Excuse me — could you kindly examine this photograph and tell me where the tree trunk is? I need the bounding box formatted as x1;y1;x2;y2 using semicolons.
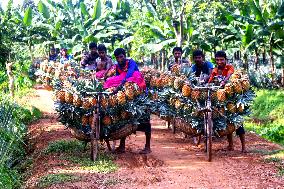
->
161;50;166;71
243;53;248;72
282;67;284;87
6;61;14;98
270;43;275;83
255;48;259;70
28;40;34;63
262;49;266;65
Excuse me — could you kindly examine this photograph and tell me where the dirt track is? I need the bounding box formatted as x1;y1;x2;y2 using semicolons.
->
24;88;284;189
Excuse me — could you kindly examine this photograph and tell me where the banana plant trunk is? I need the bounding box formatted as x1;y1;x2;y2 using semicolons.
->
255;48;259;70
6;62;14;98
243;53;248;72
282;67;284;87
269;43;275;83
161;50;166;71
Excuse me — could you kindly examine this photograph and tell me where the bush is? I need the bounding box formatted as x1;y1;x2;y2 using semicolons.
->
245;89;284;145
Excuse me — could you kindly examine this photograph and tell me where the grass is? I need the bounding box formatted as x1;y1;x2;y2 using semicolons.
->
245;89;284;145
43;139;118;173
63;153;118;173
36;173;81;188
263;150;284;176
43;140;86;154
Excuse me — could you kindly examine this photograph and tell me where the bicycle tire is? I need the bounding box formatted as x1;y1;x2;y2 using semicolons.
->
206;112;213;162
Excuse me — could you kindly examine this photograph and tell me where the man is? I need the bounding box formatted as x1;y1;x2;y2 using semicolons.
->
208;51;234;86
95;44;113;79
208;51;246;152
191;49;214;82
48;48;58;61
104;48;151;154
80;42;99;70
168;47;190;71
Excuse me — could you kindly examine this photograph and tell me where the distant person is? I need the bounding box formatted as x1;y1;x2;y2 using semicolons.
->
59;48;72;64
168;47;190;71
95;44;113;79
190;49;214;82
48;48;58;61
80;42;99;70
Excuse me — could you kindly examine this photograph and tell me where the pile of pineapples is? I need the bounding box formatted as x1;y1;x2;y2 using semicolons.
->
34;59;81;89
54;74;150;138
141;67;255;137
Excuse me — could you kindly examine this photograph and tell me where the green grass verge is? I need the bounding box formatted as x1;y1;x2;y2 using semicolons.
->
44;139;118;173
36;173;81;188
43;140;86;154
245;89;284;145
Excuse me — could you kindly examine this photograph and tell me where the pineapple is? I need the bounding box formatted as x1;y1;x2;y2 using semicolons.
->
171;64;181;75
82;98;91;110
82;115;89;126
191;89;201;101
117;91;126;105
89;97;97;106
65;92;73;104
230;73;241;82
232;82;243;94
102;116;112;126
101;96;109;109
241;79;250;91
125;84;135;100
212;108;219;119
200;90;208;101
217;89;226;102
112;115;120;124
227;103;236;114
89;115;94;126
168;76;175;87
174;99;183;109
181;84;191;97
73;94;83;107
56;90;65;103
109;95;117;107
224;83;234;97
150;76;157;87
211;91;218;103
174;77;184;90
237;104;244;113
121;111;129;119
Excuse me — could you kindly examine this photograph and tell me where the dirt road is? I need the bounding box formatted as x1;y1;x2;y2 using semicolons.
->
24;88;284;189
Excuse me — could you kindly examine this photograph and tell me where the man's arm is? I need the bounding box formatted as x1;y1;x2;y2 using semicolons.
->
125;59;137;79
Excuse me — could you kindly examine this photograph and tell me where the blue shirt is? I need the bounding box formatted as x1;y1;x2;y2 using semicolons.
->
191;61;214;76
116;59;139;79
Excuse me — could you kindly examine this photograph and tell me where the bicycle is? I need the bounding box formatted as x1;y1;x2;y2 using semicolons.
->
193;85;220;161
87;91;113;161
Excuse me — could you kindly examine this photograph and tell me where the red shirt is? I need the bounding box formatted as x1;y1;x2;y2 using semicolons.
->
208;64;234;83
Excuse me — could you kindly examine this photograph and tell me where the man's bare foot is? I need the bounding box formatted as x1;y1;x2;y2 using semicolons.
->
139;148;151;154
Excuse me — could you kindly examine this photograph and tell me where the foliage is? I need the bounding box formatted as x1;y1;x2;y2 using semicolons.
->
245;89;284;145
36;173;81;188
43;140;86;154
0;92;42;188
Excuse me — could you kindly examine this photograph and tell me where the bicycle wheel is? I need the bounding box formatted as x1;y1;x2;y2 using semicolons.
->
90;111;99;161
205;112;213;162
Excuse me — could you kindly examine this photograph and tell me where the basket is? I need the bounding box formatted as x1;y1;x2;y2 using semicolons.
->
216;123;236;137
70;127;91;142
108;124;138;140
70;124;138;142
174;117;199;136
